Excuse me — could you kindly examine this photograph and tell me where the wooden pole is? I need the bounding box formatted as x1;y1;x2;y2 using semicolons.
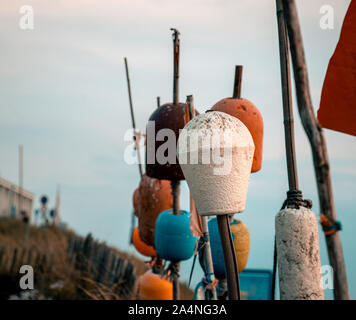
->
157;96;161;108
170;179;181;300
171;28;180;105
217;215;240;300
187;94;217;300
201;216;218;300
232;66;243;99
213;67;246;301
18;145;23;219
276;0;299;191
54;184;60;226
124;57;143;178
282;0;349;300
169;27;181;297
124;57;142;248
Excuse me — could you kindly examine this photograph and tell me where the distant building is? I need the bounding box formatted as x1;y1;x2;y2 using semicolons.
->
0;177;34;218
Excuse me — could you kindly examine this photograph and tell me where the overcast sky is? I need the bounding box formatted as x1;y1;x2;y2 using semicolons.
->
0;0;355;298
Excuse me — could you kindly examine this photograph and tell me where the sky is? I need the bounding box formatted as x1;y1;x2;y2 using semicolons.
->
0;0;355;299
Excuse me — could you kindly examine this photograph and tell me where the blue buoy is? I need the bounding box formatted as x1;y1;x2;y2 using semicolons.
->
155;209;197;262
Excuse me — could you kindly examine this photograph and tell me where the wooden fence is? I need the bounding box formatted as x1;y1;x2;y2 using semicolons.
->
67;233;137;298
0;233;137;299
0;245;54;276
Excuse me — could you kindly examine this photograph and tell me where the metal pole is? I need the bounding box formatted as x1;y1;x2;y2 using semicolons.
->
276;0;299;191
171;28;180;105
217;215;240;300
124;57;143;178
282;0;349;300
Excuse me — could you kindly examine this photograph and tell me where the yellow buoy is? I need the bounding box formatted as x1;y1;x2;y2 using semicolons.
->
230;219;250;273
208;218;250;278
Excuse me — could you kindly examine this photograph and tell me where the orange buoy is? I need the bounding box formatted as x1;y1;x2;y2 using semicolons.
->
137;270;173;300
211;66;263;172
133;188;139;217
137;174;173;247
132;227;156;257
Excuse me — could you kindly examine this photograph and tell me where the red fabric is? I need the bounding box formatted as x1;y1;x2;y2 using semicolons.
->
317;1;356;136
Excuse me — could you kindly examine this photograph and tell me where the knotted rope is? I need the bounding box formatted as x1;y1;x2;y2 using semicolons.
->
320;214;342;236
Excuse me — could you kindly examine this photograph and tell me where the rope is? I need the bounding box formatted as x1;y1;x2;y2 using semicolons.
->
271;189;312;299
203;273;218;290
281;189;312;210
320;214;342;236
188;237;206;287
151;256;165;275
164;261;180;282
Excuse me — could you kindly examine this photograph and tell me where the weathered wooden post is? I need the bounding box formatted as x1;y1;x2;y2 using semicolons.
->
275;0;324;300
282;0;349;300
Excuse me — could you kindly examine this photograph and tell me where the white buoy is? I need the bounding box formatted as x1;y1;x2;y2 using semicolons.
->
177;111;254;216
276;206;324;300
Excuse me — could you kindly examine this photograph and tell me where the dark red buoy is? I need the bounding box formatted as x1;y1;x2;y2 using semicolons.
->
145;29;198;181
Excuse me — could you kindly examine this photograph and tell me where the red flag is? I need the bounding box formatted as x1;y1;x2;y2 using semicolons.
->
317;1;356;136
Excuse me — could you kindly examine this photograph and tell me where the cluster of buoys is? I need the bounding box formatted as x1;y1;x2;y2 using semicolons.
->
126;28;263;301
124;0;333;300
